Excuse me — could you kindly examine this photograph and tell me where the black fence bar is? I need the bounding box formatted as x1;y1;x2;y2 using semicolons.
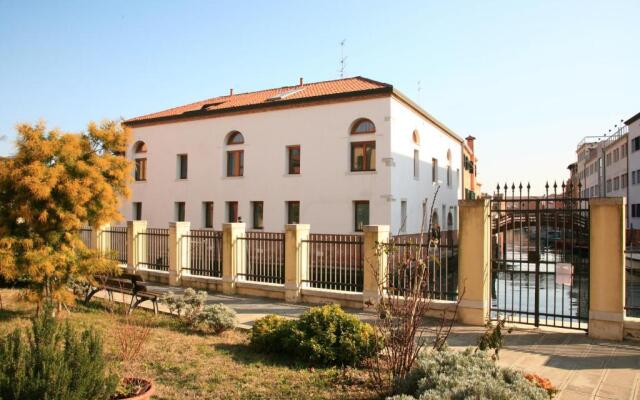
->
79;226;92;248
237;231;285;284
183;230;222;278
303;233;364;292
489;181;590;331
104;226;127;264
139;228;169;271
388;234;458;301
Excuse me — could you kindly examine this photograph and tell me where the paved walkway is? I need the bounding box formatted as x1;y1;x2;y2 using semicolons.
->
100;284;640;399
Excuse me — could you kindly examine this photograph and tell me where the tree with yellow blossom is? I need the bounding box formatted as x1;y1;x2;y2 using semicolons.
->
0;120;131;308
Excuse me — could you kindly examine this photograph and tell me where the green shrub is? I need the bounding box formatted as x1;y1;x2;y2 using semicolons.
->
387;347;551;400
161;288;207;327
250;304;381;366
198;304;237;333
250;315;297;353
0;306;118;400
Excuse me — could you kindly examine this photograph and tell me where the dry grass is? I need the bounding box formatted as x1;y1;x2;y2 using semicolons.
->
0;289;378;400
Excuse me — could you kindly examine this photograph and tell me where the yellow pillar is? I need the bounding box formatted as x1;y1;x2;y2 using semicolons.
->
457;199;491;325
169;221;190;286
589;197;625;341
222;222;245;295
362;225;390;310
284;224;310;302
127;220;147;274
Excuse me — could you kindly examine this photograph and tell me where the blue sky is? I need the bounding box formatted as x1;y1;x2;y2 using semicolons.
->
1;0;638;193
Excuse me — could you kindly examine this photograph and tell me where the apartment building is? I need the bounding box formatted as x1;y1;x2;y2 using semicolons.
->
627;112;640;229
121;76;479;234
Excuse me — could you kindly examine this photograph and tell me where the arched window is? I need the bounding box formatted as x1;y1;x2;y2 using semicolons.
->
226;131;244;176
134;141;147;153
350;119;376;171
447;212;453;228
412;130;420;145
446;149;452;187
227;131;244;145
133;141;147;181
446;149;451;162
351;118;376;135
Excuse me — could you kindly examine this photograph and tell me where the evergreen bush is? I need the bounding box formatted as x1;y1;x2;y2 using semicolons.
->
198;303;237;333
250;304;381;366
0;306;118;400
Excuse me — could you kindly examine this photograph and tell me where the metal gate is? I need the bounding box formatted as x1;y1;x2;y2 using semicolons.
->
490;182;589;330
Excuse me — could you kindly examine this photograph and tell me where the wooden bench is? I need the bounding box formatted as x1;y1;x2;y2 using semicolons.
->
84;273;161;315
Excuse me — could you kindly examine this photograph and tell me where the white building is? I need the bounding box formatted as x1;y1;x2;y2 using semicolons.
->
121;76;475;234
627;112;640;229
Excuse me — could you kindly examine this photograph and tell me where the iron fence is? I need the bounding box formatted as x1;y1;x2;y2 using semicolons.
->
183;230;223;278
139;228;169;271
238;231;285;284
387;234;458;301
104;226;127;264
79;226;92;248
625;248;640;318
303;233;364;292
490;182;590;330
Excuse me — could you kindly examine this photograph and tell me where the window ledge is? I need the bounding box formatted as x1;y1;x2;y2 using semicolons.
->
223;176;244;180
346;171;377;176
283;174;301;178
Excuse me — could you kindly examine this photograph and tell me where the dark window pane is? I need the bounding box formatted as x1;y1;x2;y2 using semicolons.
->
288;146;300;174
354;201;369;231
176;202;185;222
287;202;300;224
204;202;213;228
252;202;264;229
179;155;188;179
227;202;238;222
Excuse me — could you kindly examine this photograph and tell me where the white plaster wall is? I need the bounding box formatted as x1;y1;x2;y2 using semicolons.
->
388;97;462;234
121;97;392;233
629;120;640;228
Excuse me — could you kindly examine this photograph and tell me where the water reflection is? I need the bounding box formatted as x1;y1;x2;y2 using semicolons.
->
491;229;589;328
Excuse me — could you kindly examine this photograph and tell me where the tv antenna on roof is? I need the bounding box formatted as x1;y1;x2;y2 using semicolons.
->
339;39;347;78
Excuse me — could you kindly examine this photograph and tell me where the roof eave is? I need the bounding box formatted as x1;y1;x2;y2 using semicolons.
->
625;111;640;126
123;86;394;127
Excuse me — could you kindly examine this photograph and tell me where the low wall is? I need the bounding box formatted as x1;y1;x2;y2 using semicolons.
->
625;318;640;341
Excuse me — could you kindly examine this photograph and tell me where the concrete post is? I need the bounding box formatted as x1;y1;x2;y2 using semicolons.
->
222;223;245;295
169;221;191;286
362;225;390;310
589;197;625;341
91;223;110;255
127;220;147;273
457;199;491;325
284;224;310;302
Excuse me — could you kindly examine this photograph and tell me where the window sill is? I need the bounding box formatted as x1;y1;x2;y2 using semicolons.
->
284;173;301;177
223;176;244;179
346;170;377;175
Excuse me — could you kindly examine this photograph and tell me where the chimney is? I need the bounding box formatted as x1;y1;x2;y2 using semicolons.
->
299;77;304;86
465;135;476;152
229;88;234;96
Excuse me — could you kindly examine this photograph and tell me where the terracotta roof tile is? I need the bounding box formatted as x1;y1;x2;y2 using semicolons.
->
125;76;391;125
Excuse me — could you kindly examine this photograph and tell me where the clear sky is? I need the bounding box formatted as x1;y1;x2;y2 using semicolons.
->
1;0;638;194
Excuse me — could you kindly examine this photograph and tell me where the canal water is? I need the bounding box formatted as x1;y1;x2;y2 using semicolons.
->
489;230;640;327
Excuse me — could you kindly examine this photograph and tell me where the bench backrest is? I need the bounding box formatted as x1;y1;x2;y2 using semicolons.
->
95;273;148;292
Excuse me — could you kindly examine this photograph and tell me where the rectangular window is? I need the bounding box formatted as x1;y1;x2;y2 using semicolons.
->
175;202;185;222
606;153;612;166
203;201;214;228
432;158;438;183
287;145;301;174
413;150;419;178
614;176;620;191
622;173;628;189
227;150;244;177
134;158;147;181
606;179;612;193
251;201;264;229
354;201;369;232
623;143;628;157
633;137;640;152
613;149;619;162
633;171;637;185
286;201;300;224
177;154;188;179
133;202;142;220
400;200;407;233
227;201;239;223
350;141;376;171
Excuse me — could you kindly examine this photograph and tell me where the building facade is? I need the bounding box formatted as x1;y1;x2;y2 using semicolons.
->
121;77;479;234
